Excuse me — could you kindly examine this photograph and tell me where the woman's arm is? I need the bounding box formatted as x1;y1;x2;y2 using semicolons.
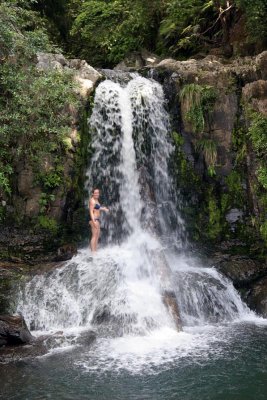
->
100;206;109;212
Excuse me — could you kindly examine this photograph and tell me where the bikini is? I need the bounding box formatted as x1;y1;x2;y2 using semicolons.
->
90;202;101;222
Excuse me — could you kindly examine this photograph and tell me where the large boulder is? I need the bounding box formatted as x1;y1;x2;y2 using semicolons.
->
0;315;34;347
256;51;267;80
216;256;267;288
214;254;267;317
242;80;267;116
36;52;102;98
245;276;267;317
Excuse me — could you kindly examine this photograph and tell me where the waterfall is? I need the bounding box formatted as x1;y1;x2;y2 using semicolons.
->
87;76;185;245
17;75;253;341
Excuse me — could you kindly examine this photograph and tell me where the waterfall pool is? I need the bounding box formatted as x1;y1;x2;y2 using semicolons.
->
1;319;267;400
2;246;266;400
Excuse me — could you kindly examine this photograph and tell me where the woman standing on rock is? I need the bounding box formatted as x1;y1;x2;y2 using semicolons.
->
89;188;109;252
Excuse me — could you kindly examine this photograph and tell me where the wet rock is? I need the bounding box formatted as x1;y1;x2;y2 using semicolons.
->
0;261;31;314
0;227;56;263
162;290;182;331
149;250;182;331
54;244;77;262
0;329;97;362
75;330;96;346
92;306;111;324
24;188;42;217
154;54;259;179
245;276;267;317
215;256;267;288
225;208;243;225
0;260;64;316
0;339;47;362
242;80;267;116
154;52;264;85
114;49;161;71
0;315;34;347
17;168;34;197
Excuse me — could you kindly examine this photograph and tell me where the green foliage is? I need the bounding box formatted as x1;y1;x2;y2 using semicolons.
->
260;221;267;244
207;195;222;240
247;112;267;157
226;170;244;206
0;0;56;60
33;0;71;44
172;131;185;147
232;125;247;163
70;0;162;66
180;83;217;176
0;63;79;196
0;0;70;199
37;165;64;190
159;0;215;56
39;193;56;214
0;0;81;233
38;215;59;234
0;166;13;196
18;0;267;67
180;83;205;133
196;138;217;169
171;131;200;189
180;83;217;134
237;0;267;42
257;166;267;190
220;170;245;218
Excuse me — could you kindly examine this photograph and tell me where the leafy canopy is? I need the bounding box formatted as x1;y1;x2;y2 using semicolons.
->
67;0;267;66
70;0;163;66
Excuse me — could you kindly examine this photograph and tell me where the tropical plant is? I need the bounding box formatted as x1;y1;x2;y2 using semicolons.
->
247;112;267;157
180;83;217;134
196;138;217;169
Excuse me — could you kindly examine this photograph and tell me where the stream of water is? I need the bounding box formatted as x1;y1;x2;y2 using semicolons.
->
1;75;267;400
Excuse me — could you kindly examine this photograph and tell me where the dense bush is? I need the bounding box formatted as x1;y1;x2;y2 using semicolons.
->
3;1;264;68
237;0;267;42
70;0;163;66
65;1;267;66
0;0;80;218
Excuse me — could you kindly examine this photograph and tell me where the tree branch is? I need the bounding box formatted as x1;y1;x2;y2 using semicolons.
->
199;4;234;36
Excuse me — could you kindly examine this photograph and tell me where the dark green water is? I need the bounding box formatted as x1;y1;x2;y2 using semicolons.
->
1;323;267;400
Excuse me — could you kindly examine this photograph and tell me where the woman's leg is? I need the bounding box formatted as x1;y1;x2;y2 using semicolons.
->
95;221;100;250
89;221;98;252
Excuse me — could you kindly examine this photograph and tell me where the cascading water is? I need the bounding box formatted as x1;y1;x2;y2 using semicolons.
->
17;74;259;371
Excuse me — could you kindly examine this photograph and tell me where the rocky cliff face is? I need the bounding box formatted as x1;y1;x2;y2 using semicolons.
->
144;51;267;316
0;53;102;263
147;52;266;250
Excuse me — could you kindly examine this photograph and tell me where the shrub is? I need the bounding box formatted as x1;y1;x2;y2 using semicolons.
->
180;84;217;134
38;215;59;234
